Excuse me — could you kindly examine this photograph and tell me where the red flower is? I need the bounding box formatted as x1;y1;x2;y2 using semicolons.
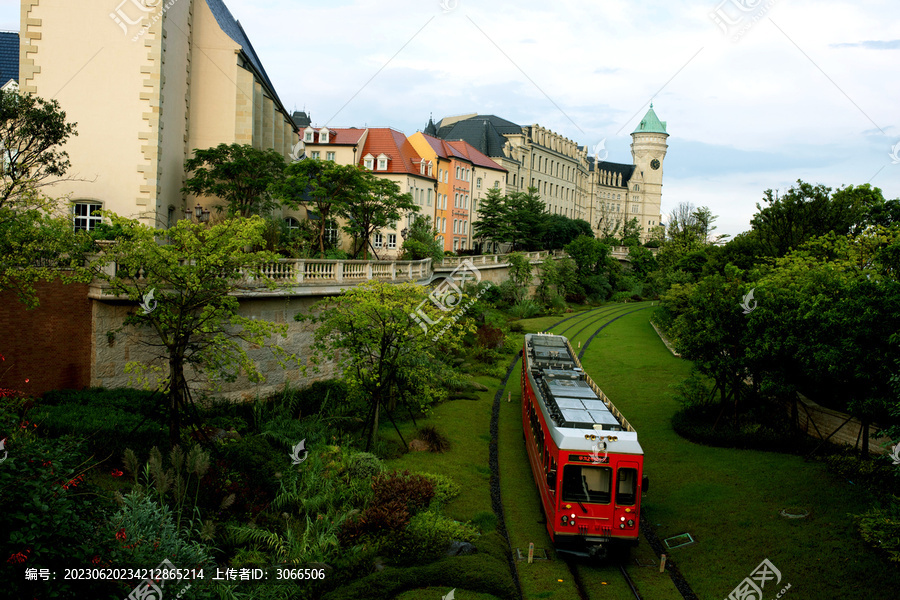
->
91;555;101;565
110;469;123;478
6;548;30;564
115;528;127;541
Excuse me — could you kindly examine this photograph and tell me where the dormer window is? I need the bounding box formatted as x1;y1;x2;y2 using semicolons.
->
304;127;314;143
363;153;374;170
377;153;389;170
319;127;329;143
420;161;427;175
427;162;433;177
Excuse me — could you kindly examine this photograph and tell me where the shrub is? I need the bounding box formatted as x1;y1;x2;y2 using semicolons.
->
419;472;461;506
610;291;632;303
471;510;498;532
372;471;434;513
416;425;451;453
856;499;900;562
476;324;505;350
348;452;384;480
217;435;286;496
509;299;541;319
387;510;480;563
31;389;167;459
508;321;525;333
671;405;798;452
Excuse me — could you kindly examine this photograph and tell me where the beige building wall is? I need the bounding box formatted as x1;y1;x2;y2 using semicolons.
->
20;0;298;229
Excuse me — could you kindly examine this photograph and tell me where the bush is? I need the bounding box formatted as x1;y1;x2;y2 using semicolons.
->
387;510;480;564
0;408;120;599
856;498;900;562
216;435;286;496
509;299;541;319
610;291;633;303
419;472;461;506
32;388;167;458
671;405;798;452
476;324;505;351
415;425;451;453
348;451;384;479
508;321;525;333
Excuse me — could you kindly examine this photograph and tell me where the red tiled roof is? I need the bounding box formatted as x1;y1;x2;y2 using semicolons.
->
417;132;472;164
360;128;434;178
306;127;366;145
447;140;507;172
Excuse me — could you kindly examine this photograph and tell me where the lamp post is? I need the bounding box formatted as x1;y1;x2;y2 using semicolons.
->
184;203;210;223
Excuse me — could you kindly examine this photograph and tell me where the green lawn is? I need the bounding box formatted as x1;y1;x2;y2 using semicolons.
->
573;306;900;599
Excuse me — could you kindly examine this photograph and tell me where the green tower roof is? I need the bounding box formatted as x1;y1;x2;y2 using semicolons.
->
632;104;667;135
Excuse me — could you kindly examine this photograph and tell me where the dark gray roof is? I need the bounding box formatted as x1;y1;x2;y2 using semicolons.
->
590;159;635;186
204;0;292;127
434;117;512;158
424;116;437;136
0;32;19;87
292;111;311;129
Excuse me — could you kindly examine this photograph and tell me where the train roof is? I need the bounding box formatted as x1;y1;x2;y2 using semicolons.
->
525;333;643;456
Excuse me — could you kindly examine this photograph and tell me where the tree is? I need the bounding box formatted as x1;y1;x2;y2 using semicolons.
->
298;280;470;451
620;217;642;246
474;187;508;253
340;174;418;259
0;89;83;308
750;180;883;257
542;214;593;250
0;88;78;208
83;215;293;445
400;215;443;262
182;143;286;217
272;159;366;255
505;187;546;250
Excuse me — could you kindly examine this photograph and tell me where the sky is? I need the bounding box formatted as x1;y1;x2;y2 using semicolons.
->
2;0;899;239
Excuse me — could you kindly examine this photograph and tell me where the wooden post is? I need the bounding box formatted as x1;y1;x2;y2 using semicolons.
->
528;542;534;564
659;554;667;573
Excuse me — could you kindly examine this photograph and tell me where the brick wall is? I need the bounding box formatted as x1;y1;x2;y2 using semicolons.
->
0;278;93;396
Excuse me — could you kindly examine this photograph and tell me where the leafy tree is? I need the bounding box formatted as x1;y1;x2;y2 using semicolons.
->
750;180;884;257
505;187;546;250
620;217;642;246
627;245;657;278
565;236;609;275
400;215;443;262
272;159;366;255
0;88;78;207
506;252;534;303
298;280;469;451
82;215;293;445
0;89;83;308
542;214;593;250
340;174;418;259
474;187;508;253
182;143;286;217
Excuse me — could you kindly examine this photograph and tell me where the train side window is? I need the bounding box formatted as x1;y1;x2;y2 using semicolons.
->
547;458;557;492
616;468;638;506
562;465;611;504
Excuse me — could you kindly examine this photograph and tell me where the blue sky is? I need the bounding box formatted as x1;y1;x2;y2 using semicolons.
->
2;0;898;238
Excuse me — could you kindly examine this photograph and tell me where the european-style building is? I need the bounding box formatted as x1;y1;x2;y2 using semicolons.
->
17;0;297;229
428;108;668;242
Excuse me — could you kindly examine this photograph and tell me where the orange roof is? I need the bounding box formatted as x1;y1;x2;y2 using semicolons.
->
360;128;435;178
447;140;507;172
416;132;472;164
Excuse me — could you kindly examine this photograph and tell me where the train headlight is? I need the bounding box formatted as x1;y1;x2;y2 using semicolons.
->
627;519;635;527
620;516;625;522
561;515;568;525
571;513;576;520
619;523;625;529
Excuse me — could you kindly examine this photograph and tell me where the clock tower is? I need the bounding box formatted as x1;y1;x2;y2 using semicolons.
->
630;105;668;238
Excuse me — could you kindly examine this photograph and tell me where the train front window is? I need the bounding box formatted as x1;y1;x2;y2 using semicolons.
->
562;465;611;504
616;468;638;505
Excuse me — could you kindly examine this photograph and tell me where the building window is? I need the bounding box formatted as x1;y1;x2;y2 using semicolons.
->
477;177;482;189
377;157;387;170
319;130;329;143
456;166;460;179
363;154;374;170
427;189;433;206
494;181;500;189
634;184;640;191
632;204;640;213
325;219;339;245
284;216;301;231
73;202;102;231
460;240;466;249
311;151;320;160
453;239;458;251
373;233;383;248
326;151;335;161
304;129;314;142
387;233;397;249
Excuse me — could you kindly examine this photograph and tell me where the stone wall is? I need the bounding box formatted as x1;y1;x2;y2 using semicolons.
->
92;295;337;403
790;394;891;455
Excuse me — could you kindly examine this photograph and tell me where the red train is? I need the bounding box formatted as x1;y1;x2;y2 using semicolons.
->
521;333;647;559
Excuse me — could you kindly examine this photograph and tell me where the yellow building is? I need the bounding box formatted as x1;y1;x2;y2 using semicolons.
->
18;0;297;229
